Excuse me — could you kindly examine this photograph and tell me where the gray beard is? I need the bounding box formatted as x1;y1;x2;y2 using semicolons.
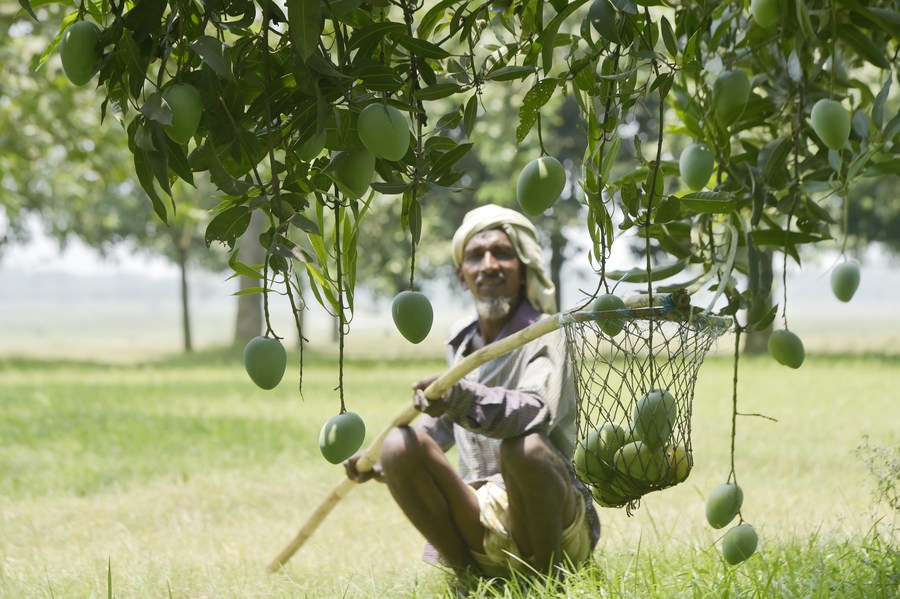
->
475;297;514;321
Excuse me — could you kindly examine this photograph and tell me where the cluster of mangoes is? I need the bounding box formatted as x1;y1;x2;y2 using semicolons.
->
705;481;758;565
241;335;366;464
574;389;692;507
60;21;204;146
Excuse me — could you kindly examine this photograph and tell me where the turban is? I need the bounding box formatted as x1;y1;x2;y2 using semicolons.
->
450;204;557;314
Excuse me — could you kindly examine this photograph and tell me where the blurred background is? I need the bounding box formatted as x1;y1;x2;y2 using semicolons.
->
2;227;898;362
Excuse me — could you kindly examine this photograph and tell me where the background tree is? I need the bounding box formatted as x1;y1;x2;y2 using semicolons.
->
0;5;227;351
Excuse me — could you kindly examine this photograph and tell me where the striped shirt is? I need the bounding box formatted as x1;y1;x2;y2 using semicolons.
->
416;299;601;550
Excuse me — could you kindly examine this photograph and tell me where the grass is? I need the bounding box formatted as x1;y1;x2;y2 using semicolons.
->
0;347;897;597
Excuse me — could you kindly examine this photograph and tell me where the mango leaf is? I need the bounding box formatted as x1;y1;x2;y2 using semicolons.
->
371;181;413;195
398;35;451;59
680;191;737;213
133;148;168;223
758;136;791;183
233;287;266;296
228;250;264;280
862;158;900;177
516;78;558;143
873;76;892;130
286;0;321;60
290;212;320;234
347;22;405;54
538;0;589;75
190;35;235;82
140;92;172;126
484;65;538;82
357;64;404;93
607;258;690;283
164;136;194;186
17;0;38;20
660;15;678;58
654;195;682;223
429;143;473;181
463;94;478;137
839;25;891;70
206;205;252;248
413;82;465;101
417;0;455;38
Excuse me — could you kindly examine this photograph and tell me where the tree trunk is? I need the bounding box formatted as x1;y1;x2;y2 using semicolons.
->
548;227;567;311
742;297;774;355
176;244;193;352
233;210;267;347
743;249;774;355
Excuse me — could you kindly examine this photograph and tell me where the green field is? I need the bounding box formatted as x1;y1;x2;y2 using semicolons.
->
0;347;897;598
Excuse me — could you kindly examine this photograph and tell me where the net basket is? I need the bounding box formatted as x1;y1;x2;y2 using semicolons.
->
563;294;730;512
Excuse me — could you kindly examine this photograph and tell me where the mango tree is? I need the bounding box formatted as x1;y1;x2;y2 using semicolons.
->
23;0;900;549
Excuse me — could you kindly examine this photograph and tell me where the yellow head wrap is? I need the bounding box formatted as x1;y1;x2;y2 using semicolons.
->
450;204;557;315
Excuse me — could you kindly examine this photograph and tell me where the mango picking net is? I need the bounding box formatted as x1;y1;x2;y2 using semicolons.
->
563;293;730;513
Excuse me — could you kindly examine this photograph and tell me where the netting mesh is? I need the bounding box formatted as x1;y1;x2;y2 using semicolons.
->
563;307;729;513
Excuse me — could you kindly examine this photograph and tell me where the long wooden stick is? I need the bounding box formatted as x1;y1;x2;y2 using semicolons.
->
267;292;727;571
266;316;561;571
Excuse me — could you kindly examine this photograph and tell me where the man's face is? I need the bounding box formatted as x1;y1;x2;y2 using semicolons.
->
457;229;524;311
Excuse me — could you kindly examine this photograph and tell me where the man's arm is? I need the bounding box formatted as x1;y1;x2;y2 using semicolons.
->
428;342;566;439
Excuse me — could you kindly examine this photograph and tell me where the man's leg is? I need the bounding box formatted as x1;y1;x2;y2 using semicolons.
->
380;425;484;572
500;432;580;574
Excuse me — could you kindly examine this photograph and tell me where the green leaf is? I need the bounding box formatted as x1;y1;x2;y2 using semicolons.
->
679;191;737;214
206;205;252;249
228;250;264;279
758;136;791;184
413;82;465;101
398;35;451;59
347;22;406;54
199;143;255;196
190;35;235;82
515;78;558;143
17;0;38;20
134;148;168;224
140;92;172;126
654;195;682;223
463;94;478;138
429;142;473;182
839;25;891;70
538;0;590;75
417;0;455;39
290;212;321;234
233;287;266;296
607;259;689;283
164;136;194;186
873;77;892;130
370;181;413;195
357;64;404;93
286;0;322;61
862;158;900;177
484;65;538;82
660;16;678;58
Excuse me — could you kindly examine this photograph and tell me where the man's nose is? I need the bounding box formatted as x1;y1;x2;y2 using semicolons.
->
481;251;500;270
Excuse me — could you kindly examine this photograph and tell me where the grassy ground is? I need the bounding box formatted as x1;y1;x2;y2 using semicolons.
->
0;347;897;598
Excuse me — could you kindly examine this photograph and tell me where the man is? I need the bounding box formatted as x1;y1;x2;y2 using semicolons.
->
346;204;600;578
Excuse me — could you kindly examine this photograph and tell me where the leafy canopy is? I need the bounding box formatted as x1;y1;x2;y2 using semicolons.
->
25;0;900;341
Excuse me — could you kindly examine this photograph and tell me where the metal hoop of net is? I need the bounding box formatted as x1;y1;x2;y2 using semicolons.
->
562;291;731;513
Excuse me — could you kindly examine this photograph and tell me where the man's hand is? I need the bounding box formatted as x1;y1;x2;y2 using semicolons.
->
344;453;385;483
412;375;451;417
